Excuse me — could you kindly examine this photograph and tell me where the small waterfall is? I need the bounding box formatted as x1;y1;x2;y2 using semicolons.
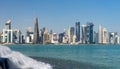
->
0;46;52;69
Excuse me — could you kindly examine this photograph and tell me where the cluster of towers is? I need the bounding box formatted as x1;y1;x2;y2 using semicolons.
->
1;20;23;44
67;22;94;44
0;17;119;44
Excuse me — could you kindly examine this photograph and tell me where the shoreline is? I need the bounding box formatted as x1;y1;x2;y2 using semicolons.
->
2;43;120;46
30;56;109;69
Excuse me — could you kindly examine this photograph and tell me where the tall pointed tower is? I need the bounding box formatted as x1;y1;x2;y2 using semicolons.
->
33;17;39;44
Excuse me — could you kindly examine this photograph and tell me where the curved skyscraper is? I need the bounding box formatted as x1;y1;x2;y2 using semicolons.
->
33;17;39;44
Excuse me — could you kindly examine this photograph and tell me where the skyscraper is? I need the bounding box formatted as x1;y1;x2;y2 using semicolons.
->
33;17;39;44
58;33;64;43
98;25;108;44
102;28;108;44
98;25;102;44
40;27;46;43
68;27;74;43
109;32;117;44
81;25;87;44
75;22;80;42
5;20;11;29
86;22;94;44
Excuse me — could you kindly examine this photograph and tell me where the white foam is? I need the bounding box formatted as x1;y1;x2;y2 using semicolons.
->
0;46;53;69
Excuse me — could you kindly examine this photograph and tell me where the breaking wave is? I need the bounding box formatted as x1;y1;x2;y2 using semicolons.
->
0;45;52;69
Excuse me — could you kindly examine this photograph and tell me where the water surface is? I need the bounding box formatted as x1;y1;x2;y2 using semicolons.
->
7;44;120;69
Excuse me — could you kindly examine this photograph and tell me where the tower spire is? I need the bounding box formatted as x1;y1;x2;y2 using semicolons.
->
33;17;39;44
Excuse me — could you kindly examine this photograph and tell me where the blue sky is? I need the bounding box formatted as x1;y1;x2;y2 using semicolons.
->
0;0;120;35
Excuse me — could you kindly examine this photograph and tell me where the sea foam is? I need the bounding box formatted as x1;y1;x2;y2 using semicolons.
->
0;46;53;69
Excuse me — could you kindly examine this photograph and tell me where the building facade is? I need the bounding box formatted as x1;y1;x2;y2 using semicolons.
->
33;17;40;44
81;25;87;44
75;22;80;42
85;23;94;44
26;27;34;43
102;28;108;44
68;27;74;43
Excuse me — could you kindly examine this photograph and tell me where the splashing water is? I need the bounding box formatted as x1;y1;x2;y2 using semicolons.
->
0;46;53;69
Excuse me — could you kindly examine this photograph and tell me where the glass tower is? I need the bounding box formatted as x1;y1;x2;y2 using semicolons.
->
33;17;40;44
75;22;80;42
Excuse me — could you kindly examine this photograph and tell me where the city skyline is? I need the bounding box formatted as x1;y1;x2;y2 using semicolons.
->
0;0;120;35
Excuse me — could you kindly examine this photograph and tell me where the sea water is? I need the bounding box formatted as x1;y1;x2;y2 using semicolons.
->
6;44;120;69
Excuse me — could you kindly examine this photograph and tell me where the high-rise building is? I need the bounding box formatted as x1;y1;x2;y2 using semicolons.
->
102;28;108;44
75;22;80;42
86;22;94;44
43;30;51;44
109;32;117;44
58;33;64;43
33;17;40;44
62;35;69;44
2;20;23;44
81;23;94;44
81;25;87;44
5;20;11;29
68;27;74;43
98;25;102;44
40;27;46;43
3;29;13;43
3;20;13;43
13;29;22;44
51;33;58;44
26;27;34;43
98;25;108;44
3;29;22;44
93;31;98;44
115;35;120;44
72;35;76;44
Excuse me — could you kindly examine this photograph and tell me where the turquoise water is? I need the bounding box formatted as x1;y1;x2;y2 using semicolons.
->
7;44;120;69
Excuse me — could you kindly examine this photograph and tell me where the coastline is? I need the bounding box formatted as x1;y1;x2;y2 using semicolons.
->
2;43;120;46
30;56;109;69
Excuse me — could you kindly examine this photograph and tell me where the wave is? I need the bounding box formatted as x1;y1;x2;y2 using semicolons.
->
0;46;52;69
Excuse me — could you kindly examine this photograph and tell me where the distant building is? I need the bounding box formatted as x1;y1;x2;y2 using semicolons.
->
93;31;98;44
5;20;11;29
98;25;108;44
98;25;102;44
2;29;13;43
43;28;51;44
0;32;3;43
62;35;69;44
109;32;117;44
81;25;87;44
40;27;46;43
85;23;94;44
26;27;34;43
2;20;22;44
58;33;64;43
13;29;22;44
2;20;13;43
81;23;94;44
75;22;80;42
2;29;22;44
115;35;120;44
72;35;76;44
68;27;74;43
102;28;108;44
51;33;58;44
33;17;40;44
